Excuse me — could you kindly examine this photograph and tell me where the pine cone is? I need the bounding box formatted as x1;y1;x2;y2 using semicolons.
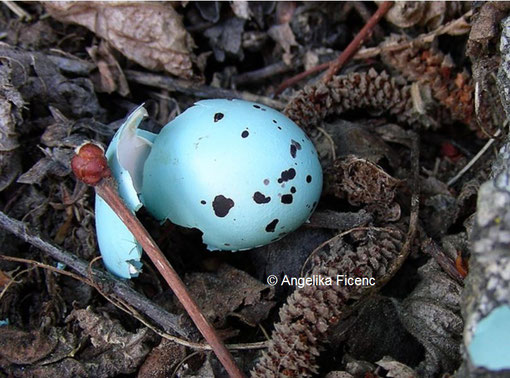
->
251;226;405;377
382;44;477;131
284;69;415;132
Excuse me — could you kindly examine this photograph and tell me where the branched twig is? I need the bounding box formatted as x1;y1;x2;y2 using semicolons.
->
1;253;268;352
0;210;193;339
354;9;473;60
273;8;472;96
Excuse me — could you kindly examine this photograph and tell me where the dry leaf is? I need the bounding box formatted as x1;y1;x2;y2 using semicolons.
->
181;264;274;328
376;356;417;377
268;23;297;54
0;326;57;364
87;41;130;96
45;2;197;80
231;1;252;20
68;308;152;376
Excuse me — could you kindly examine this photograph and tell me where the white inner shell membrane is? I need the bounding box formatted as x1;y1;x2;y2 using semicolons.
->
141;99;322;251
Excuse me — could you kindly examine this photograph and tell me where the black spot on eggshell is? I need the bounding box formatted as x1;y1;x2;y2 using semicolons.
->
241;130;249;138
201;200;206;205
212;195;234;217
253;104;261;109
290;144;297;158
273;120;277;123
265;219;279;232
281;194;293;204
306;175;312;183
289;140;302;158
253;191;271;204
263;179;270;185
214;113;224;122
291;186;296;193
277;168;296;183
224;243;231;246
278;126;282;130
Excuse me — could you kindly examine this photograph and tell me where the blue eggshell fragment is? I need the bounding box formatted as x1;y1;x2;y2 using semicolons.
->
95;105;156;279
468;305;510;370
142;99;322;251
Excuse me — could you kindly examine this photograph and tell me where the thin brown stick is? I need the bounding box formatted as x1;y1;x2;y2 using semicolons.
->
323;1;394;83
274;62;330;96
72;143;245;378
274;1;393;95
95;179;245;378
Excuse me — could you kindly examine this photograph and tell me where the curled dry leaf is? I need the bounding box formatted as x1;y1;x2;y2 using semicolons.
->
325;156;401;221
376;356;417;377
45;2;197;80
383;1;464;29
68;308;152;376
87;41;130;96
399;259;463;377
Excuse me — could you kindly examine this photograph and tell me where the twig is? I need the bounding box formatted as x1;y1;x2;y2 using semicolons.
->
232;61;291;86
352;2;385;40
273;62;330;96
71;143;246;378
273;8;472;96
0;266;33;301
125;69;285;110
354;9;473;61
421;239;464;284
0;210;193;339
323;1;394;83
2;253;267;352
2;1;32;21
447;128;501;186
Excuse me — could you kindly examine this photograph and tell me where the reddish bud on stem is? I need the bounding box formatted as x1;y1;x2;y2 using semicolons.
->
71;143;111;185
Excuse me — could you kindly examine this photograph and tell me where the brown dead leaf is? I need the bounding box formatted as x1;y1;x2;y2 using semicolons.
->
268;22;297;55
181;264;275;328
68;308;152;376
137;339;186;378
45;2;198;80
0;326;57;364
87;41;130;96
376;356;417;377
326;156;401;208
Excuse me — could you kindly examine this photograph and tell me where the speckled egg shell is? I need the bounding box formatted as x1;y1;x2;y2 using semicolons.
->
141;99;322;251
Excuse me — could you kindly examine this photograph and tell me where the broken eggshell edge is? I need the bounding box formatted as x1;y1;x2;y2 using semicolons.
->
95;105;156;279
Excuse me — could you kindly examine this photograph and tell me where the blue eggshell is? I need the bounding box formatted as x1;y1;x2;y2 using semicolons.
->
142;99;322;251
95;105;156;278
468;305;510;370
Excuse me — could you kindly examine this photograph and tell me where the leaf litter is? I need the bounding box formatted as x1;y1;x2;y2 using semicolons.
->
0;2;508;377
